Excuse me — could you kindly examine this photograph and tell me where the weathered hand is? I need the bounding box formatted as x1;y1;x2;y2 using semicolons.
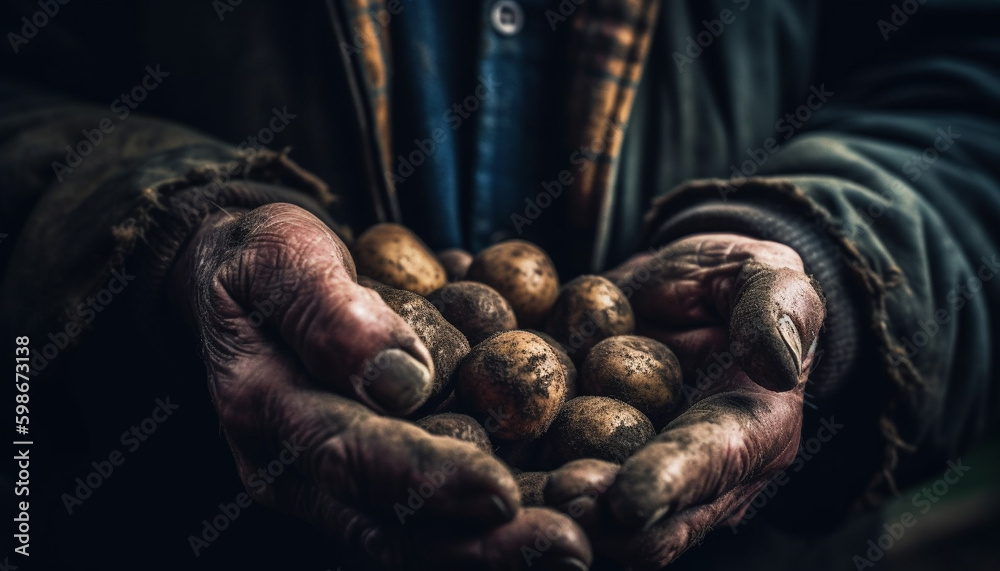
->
171;201;591;569
544;233;825;568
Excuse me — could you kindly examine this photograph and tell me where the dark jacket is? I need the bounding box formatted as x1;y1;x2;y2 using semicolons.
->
1;1;998;569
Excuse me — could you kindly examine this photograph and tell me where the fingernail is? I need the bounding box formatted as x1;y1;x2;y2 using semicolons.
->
362;528;388;558
363;349;432;415
777;314;803;377
490;493;514;522
641;504;672;532
547;557;589;571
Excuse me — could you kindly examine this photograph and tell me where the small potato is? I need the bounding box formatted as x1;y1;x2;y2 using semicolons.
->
466;240;559;328
437;248;474;281
426;282;518;346
373;284;471;416
541;396;654;467
416;413;493;454
546;275;635;363
580;335;682;427
353;223;447;296
524;329;578;399
457;331;568;442
514;472;550;506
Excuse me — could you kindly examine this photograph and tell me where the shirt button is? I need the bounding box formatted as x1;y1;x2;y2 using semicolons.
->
490;0;524;36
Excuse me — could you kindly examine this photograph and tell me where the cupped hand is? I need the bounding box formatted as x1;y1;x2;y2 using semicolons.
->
543;233;825;568
171;202;592;569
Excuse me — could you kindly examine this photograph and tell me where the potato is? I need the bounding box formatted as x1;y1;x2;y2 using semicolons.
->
353;223;446;296
457;330;568;442
416;413;493;454
546;275;635;363
437;248;474;281
372;283;471;416
466;240;559;328
356;275;383;290
524;329;578;399
426;282;518;346
541;396;654;467
580;335;682;427
514;472;550;506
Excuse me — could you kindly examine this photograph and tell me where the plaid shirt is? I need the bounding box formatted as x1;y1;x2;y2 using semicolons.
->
335;0;660;271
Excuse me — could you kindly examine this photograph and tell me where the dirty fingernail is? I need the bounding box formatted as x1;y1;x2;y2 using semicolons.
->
363;348;432;415
491;493;514;522
777;314;803;377
547;557;590;571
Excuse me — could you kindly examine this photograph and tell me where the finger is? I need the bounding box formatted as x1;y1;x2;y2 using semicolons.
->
277;482;591;571
399;507;593;570
543;459;749;569
729;262;825;391
607;382;801;530
601;487;750;570
602;253;654;288
213;349;522;528
545;459;618;507
544;459;619;533
210;203;435;415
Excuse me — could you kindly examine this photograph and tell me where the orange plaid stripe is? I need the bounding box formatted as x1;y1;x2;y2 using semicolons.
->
564;0;659;230
342;0;394;192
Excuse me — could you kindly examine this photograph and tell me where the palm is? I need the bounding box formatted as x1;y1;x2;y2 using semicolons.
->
542;233;824;568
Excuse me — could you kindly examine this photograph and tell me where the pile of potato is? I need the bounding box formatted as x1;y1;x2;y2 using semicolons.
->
353;223;683;475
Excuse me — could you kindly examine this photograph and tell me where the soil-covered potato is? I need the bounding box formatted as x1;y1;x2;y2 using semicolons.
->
524;329;578;399
426;282;518;346
457;330;568;442
372;284;470;416
546;275;635;363
416;413;493;454
514;472;550;506
353;223;447;296
466;240;559;328
437;248;474;281
356;275;383;290
580;335;682;426
541;396;654;467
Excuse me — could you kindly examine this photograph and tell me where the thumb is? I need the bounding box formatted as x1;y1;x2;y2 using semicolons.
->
729;261;825;391
211;203;436;415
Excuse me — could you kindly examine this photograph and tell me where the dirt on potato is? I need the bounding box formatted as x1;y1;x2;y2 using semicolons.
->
426;282;518;346
416;413;493;454
353;223;447;296
546;275;635;364
541;396;655;467
457;331;568;442
466;240;559;329
581;335;683;427
374;284;471;416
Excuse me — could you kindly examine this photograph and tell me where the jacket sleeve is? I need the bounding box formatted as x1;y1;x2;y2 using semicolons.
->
0;81;348;353
644;0;1000;525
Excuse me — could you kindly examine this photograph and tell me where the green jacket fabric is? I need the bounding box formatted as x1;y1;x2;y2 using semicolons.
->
1;0;998;568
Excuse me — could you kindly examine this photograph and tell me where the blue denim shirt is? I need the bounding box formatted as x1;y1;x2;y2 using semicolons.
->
391;0;566;253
